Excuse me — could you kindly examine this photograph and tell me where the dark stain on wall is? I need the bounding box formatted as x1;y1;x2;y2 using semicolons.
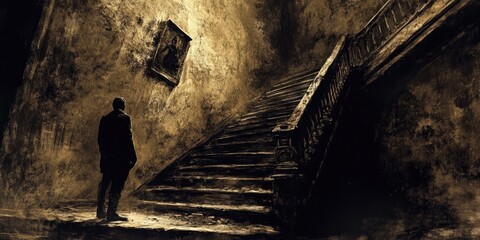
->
0;0;44;146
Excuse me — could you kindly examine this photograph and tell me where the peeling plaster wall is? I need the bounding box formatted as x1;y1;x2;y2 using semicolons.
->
377;28;480;223
0;0;280;205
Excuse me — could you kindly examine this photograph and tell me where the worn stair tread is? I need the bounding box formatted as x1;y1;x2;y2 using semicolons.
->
263;80;314;98
195;150;275;158
223;123;277;136
167;175;274;182
180;163;276;170
190;151;275;157
268;71;317;90
236;109;294;122
226;116;288;130
244;103;301;117
145;186;273;194
238;105;298;119
256;92;305;105
213;134;271;144
140;200;271;213
219;126;273;138
202;143;275;152
233;111;295;125
154;175;274;194
208;135;273;144
197;148;276;157
186;157;275;166
261;84;312;100
255;92;306;106
204;139;274;148
248;98;304;111
216;118;287;138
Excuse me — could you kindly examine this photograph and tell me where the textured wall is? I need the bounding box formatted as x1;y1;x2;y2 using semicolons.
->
287;0;385;72
0;0;281;205
377;28;480;224
0;0;386;207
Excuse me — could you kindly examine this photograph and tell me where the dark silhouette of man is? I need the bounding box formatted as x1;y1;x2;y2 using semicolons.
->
97;97;137;221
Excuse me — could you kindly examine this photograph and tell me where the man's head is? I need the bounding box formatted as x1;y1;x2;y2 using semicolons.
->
112;97;126;110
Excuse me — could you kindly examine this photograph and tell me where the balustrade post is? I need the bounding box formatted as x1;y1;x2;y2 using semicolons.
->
271;124;304;230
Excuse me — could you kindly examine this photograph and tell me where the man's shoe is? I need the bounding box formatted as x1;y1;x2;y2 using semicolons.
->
106;212;128;221
106;194;127;221
96;207;106;219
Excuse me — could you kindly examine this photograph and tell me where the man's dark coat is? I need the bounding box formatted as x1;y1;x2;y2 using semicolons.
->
98;109;136;173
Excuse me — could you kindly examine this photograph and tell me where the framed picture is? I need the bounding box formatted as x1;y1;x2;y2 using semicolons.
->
151;20;192;86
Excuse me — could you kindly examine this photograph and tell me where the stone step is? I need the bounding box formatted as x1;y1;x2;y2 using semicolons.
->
204;138;275;150
214;121;286;142
238;104;297;119
190;151;274;157
268;70;317;90
212;133;271;145
224;122;277;137
263;77;313;98
214;129;276;143
208;135;273;146
245;101;302;119
176;163;276;177
259;84;312;105
192;146;275;158
187;151;275;164
202;141;275;154
231;108;295;126
248;96;304;112
186;155;275;166
158;175;273;190
138;185;272;206
255;91;305;106
225;115;289;132
138;200;275;224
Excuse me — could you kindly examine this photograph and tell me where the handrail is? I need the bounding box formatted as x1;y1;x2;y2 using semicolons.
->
272;36;349;166
349;0;434;67
270;36;352;228
272;36;347;133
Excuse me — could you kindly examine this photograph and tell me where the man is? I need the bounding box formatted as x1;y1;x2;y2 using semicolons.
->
97;97;137;221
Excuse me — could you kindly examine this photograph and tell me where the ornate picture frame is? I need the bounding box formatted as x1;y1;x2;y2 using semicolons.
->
151;20;192;86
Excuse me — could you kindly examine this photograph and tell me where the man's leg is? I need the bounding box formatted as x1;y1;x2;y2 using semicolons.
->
106;170;129;221
97;172;111;219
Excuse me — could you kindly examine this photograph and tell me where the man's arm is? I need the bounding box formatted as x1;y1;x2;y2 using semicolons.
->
126;116;137;168
98;116;107;172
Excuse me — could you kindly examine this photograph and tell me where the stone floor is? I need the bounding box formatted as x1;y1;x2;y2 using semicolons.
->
3;173;480;240
0;199;279;239
2;194;480;239
3;180;480;239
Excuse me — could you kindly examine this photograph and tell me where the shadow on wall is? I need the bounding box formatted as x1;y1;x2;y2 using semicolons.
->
374;26;480;233
0;0;44;146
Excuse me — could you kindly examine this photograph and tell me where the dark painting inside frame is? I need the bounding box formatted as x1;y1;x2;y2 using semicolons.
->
151;20;192;86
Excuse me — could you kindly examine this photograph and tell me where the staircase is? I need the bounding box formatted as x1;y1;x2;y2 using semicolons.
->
136;70;319;235
135;0;480;236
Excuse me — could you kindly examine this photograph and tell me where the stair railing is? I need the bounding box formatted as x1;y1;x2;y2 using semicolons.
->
349;0;434;67
271;36;351;228
270;0;435;229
